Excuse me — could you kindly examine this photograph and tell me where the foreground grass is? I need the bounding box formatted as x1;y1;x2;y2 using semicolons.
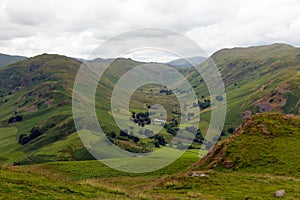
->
2;167;300;199
11;149;201;180
0;169;130;200
147;171;300;199
5;150;300;199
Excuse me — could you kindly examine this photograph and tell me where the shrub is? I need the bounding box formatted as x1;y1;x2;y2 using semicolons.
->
8;115;23;123
227;127;235;134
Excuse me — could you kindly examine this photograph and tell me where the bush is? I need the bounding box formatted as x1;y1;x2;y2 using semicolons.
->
198;99;211;110
151;135;166;146
18;134;30;145
29;127;42;140
120;130;128;137
133;136;140;143
227;127;235;134
8;115;23;123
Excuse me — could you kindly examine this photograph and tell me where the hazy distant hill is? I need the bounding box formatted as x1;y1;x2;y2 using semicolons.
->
166;56;207;68
0;53;26;67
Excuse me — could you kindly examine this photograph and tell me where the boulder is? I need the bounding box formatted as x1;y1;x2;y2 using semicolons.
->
274;189;285;198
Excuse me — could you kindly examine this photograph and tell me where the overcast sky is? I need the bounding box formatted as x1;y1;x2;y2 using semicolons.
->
1;0;300;61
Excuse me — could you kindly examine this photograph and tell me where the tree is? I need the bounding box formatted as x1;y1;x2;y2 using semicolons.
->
154;141;160;148
18;134;30;145
227;127;235;134
15;116;23;122
151;135;166;146
120;130;128;137
198;99;211;110
133;136;140;143
107;131;116;138
131;112;136;118
29;127;42;140
8;115;23;123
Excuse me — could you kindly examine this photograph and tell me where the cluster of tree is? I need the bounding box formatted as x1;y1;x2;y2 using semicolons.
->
131;112;151;127
107;130;140;143
164;119;179;135
8;115;23;123
18;127;43;145
159;89;173;95
18;121;56;145
193;99;211;110
150;134;166;147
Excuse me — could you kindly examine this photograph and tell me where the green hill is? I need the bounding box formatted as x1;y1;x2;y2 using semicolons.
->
184;43;300;131
0;54;84;163
216;43;300;126
191;112;300;177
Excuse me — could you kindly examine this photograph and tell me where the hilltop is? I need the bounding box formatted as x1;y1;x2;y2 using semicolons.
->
191;112;300;177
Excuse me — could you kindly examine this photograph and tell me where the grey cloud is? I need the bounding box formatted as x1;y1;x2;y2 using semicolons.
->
0;0;299;59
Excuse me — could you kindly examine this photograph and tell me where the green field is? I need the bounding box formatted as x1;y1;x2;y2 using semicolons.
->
0;127;25;163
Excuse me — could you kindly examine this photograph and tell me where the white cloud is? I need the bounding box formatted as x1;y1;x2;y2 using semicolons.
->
0;0;300;60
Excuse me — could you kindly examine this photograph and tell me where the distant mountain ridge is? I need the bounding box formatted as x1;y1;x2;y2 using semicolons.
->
0;53;26;67
166;56;207;68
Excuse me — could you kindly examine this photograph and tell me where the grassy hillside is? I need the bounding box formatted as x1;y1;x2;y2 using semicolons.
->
0;169;130;200
191;113;300;177
0;54;83;164
214;43;300;128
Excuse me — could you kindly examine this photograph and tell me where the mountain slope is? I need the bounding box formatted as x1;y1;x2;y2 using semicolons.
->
0;55;188;164
184;43;300;131
0;53;26;67
0;54;82;163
